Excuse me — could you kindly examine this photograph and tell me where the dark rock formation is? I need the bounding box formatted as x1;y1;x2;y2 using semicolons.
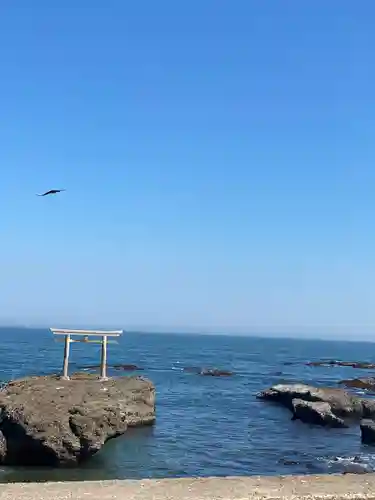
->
257;383;364;417
307;360;375;369
183;367;233;377
339;378;375;391
360;419;375;445
257;383;375;429
80;364;143;371
112;364;144;371
0;374;155;467
278;458;299;466
291;398;347;428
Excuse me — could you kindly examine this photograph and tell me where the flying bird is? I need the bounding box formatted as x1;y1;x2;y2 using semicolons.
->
36;189;66;197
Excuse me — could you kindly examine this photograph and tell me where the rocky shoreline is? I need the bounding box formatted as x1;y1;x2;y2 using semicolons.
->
0;374;155;467
2;357;375;471
252;359;375;472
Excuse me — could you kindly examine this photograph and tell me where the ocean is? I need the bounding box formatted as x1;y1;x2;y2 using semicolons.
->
0;327;374;482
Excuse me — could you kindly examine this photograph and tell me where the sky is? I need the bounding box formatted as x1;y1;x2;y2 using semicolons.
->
1;1;375;337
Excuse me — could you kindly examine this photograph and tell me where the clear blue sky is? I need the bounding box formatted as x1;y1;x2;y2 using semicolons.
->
1;1;375;337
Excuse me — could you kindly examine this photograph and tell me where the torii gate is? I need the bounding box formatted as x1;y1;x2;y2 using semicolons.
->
50;328;123;380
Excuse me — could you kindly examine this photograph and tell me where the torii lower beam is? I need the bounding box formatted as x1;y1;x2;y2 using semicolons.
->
50;328;123;381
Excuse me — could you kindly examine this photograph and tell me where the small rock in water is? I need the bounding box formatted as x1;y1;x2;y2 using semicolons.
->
307;360;375;369
112;364;144;371
200;368;233;377
79;364;143;372
183;367;233;377
278;458;299;466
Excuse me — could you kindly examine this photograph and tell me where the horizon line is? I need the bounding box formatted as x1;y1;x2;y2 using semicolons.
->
0;324;373;342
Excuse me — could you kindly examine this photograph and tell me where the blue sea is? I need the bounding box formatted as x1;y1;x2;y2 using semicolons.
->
0;327;375;482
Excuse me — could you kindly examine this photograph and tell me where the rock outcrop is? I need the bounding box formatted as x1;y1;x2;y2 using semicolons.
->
360;419;375;445
0;374;155;466
291;399;347;428
257;383;375;430
257;383;364;417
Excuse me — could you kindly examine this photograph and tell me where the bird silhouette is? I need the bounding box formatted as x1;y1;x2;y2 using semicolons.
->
36;189;66;197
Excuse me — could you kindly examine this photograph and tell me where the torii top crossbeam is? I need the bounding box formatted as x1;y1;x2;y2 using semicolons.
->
50;328;123;380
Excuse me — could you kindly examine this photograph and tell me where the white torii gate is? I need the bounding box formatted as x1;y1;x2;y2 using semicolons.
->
50;328;123;380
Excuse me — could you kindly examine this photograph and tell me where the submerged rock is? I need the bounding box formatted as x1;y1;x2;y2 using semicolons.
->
360;419;375;445
112;364;144;371
291;399;347;428
201;368;233;377
0;374;155;467
307;360;375;369
183;367;233;377
278;458;300;466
